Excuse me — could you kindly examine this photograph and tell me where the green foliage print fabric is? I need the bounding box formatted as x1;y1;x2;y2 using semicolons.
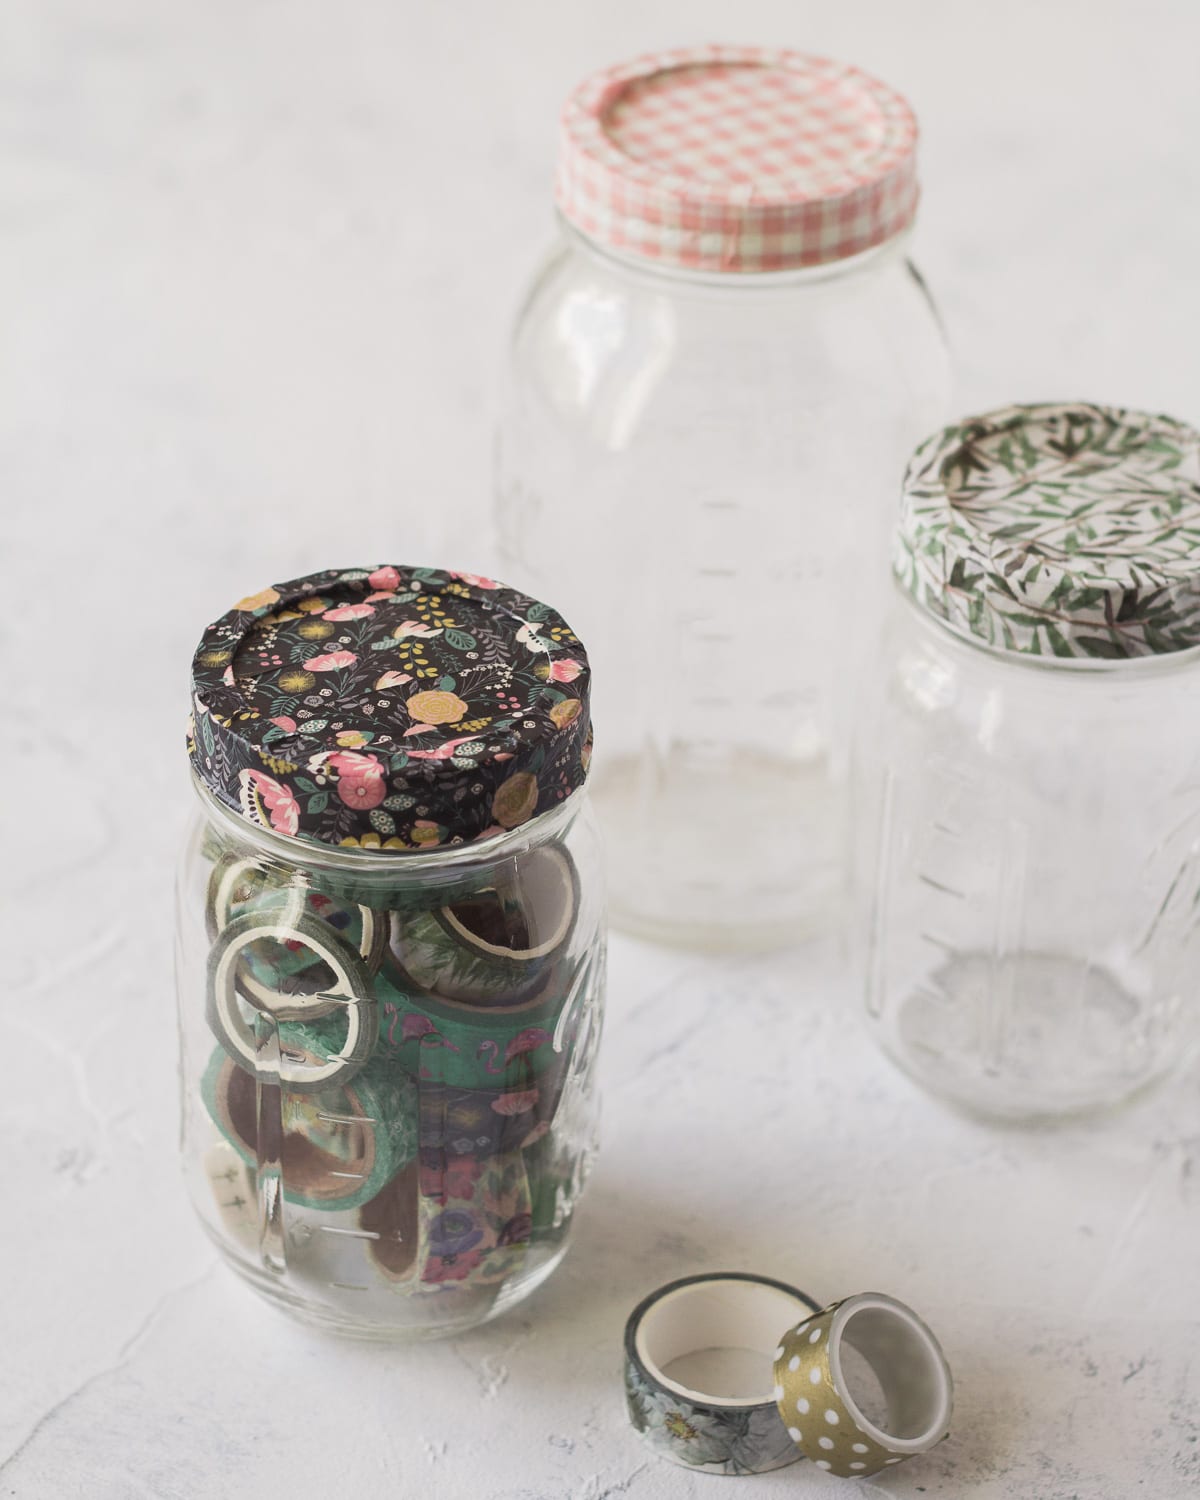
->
895;403;1200;659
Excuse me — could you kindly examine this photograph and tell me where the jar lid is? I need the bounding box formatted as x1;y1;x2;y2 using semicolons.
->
556;45;919;274
895;403;1200;660
188;565;592;850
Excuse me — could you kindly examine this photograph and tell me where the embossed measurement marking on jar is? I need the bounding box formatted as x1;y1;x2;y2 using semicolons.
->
673;494;819;753
869;760;1033;1064
916;871;967;900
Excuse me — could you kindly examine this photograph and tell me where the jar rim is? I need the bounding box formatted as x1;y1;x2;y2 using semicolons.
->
895;579;1200;677
191;773;585;874
556;212;914;293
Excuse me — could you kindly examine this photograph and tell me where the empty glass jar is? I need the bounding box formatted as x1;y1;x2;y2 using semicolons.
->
176;565;604;1337
497;45;949;948
855;404;1200;1120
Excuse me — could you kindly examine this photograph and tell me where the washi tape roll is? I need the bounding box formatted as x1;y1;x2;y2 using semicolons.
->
206;855;386;1019
773;1294;953;1477
523;1129;575;1235
207;910;377;1090
263;1157;422;1305
387;844;579;1006
416;1150;532;1289
203;1140;259;1254
625;1274;821;1476
359;1159;421;1282
375;966;571;1092
201;1044;418;1213
417;1079;553;1161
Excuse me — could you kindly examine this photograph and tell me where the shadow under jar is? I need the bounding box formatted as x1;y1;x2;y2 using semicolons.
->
855;404;1200;1122
497;46;949;950
176;565;604;1338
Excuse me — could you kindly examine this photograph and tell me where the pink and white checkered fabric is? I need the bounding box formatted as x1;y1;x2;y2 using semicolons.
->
556;45;919;274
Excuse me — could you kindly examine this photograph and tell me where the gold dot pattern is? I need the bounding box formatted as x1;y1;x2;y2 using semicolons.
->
772;1298;937;1479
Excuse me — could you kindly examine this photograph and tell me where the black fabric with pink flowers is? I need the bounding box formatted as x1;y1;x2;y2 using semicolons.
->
189;565;592;850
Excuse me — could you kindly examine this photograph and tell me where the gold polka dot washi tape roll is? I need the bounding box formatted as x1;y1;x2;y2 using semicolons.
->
773;1293;953;1478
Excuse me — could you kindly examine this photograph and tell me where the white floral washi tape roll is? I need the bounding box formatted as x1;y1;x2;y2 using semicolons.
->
773;1293;953;1477
624;1273;820;1476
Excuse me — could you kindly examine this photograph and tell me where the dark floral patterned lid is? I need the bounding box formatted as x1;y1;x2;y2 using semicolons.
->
188;565;592;851
895;403;1200;659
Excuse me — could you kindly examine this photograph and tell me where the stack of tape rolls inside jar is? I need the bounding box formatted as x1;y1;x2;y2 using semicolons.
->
188;565;598;1317
201;851;581;1302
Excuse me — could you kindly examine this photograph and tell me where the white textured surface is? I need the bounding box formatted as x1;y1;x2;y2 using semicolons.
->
4;2;1199;1496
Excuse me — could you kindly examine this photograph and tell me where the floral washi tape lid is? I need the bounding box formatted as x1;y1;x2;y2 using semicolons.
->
189;566;591;849
556;44;919;273
895;403;1200;659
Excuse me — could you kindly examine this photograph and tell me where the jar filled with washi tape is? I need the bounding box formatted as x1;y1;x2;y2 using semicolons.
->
177;565;604;1338
497;45;949;950
854;404;1200;1121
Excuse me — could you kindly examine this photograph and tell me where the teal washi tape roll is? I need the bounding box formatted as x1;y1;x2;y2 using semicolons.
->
387;844;580;1006
374;965;572;1092
207;908;378;1091
306;860;496;918
523;1128;575;1235
201;1035;418;1213
205;855;387;1016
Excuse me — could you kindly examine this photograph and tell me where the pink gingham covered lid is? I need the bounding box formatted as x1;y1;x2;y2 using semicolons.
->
556;45;920;275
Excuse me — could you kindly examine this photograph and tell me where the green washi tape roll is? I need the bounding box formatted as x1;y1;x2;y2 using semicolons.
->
374;965;573;1092
207;909;378;1091
201;1037;418;1213
306;861;496;917
388;844;580;1006
206;855;387;1016
523;1129;577;1235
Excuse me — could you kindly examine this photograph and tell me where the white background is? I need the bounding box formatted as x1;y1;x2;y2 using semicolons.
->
3;2;1199;1496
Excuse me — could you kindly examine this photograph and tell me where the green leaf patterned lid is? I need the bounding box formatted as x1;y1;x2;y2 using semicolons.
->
188;565;592;851
894;403;1200;660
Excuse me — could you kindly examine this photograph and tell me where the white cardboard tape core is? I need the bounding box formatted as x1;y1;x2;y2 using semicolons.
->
636;1277;816;1407
827;1294;952;1451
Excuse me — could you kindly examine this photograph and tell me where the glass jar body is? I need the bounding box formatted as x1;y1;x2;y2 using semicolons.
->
497;228;950;948
176;786;605;1339
853;591;1200;1121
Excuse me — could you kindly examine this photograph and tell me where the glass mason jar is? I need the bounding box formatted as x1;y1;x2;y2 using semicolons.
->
176;565;604;1338
854;404;1200;1121
497;46;949;948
